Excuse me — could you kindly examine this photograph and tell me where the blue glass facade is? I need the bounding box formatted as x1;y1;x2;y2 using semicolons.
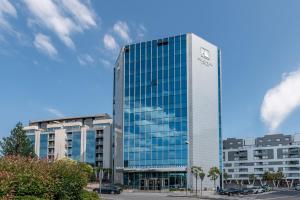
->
86;130;96;165
123;35;188;168
27;134;35;146
71;132;81;161
122;35;188;188
39;133;48;159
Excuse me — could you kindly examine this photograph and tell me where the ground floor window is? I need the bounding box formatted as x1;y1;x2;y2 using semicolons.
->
123;171;186;190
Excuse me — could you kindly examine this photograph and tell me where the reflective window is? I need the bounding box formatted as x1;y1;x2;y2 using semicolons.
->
86;130;95;165
39;133;48;159
72;132;81;161
123;34;188;168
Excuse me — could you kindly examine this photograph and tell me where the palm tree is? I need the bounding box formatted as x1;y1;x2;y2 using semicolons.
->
263;171;273;186
208;167;220;191
249;174;256;185
223;172;229;185
199;170;206;197
191;166;202;196
274;171;284;188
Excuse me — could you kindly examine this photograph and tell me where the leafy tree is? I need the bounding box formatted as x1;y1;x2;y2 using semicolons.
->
223;172;229;185
263;171;273;186
208;167;220;191
191;166;202;196
249;174;256;185
0;122;35;157
274;171;284;187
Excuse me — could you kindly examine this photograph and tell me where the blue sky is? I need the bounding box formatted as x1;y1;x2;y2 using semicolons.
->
1;0;300;139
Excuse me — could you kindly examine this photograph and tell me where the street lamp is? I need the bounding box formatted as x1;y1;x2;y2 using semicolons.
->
185;140;189;196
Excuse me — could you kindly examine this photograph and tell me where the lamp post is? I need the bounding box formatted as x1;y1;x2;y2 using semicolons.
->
185;140;189;196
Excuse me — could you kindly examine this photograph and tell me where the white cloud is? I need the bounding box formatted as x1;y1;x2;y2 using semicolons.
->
61;0;97;29
137;24;147;39
261;68;300;131
24;0;77;49
103;34;118;50
100;58;112;69
24;0;97;50
0;0;17;31
113;21;131;43
34;33;58;58
45;107;64;118
77;53;94;66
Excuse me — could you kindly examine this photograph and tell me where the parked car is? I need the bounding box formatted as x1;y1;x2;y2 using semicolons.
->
240;188;254;195
295;184;300;191
251;186;264;194
218;188;228;195
93;185;122;194
262;185;272;192
226;188;241;196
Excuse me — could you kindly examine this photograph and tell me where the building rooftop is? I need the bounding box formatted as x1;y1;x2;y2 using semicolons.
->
29;113;111;125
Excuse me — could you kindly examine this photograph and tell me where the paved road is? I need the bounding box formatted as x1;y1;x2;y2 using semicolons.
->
100;190;300;200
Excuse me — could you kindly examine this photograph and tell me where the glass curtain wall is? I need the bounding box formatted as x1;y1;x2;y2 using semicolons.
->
39;133;48;159
123;34;188;189
86;130;96;165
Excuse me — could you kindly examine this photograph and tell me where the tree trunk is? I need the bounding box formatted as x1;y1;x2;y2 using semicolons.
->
200;180;203;197
196;177;198;196
214;179;216;192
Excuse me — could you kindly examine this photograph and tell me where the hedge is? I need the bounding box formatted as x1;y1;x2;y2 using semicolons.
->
0;156;98;200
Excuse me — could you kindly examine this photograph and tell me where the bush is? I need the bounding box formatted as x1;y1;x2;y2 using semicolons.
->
80;190;99;200
0;156;93;200
14;196;44;200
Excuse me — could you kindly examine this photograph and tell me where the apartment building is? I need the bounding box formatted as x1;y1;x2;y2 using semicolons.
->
24;114;112;170
223;134;300;186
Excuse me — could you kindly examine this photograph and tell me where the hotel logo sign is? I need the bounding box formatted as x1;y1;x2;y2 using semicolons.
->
198;47;213;67
200;47;210;60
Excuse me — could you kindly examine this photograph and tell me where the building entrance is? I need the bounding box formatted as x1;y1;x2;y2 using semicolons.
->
140;178;170;190
124;171;186;190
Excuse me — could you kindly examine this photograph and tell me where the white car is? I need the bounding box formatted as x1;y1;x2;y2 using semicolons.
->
295;184;300;191
252;186;264;194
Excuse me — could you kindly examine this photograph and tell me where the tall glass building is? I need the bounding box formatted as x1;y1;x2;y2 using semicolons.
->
113;33;222;190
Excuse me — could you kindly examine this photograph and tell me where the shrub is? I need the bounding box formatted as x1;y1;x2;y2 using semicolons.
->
0;156;93;200
80;190;99;200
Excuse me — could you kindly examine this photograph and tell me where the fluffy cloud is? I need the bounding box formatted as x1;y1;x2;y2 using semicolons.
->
34;33;58;58
103;34;118;50
24;0;97;49
113;21;131;43
137;24;147;39
261;69;300;131
61;0;96;29
0;0;17;31
45;107;64;118
77;54;94;66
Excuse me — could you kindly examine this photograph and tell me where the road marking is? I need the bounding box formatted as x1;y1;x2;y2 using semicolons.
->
256;194;300;200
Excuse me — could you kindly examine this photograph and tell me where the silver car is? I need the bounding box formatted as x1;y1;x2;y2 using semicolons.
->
252;186;264;194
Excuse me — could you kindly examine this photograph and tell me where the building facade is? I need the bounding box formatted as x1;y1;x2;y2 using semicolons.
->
113;33;222;190
223;134;300;186
24;114;112;170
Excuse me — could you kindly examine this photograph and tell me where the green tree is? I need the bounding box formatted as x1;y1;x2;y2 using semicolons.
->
191;166;202;196
199;170;205;197
0;122;35;157
263;171;273;186
249;174;256;185
274;171;284;187
208;167;220;191
223;172;229;185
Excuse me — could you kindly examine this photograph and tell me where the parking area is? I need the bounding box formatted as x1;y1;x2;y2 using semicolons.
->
100;190;300;200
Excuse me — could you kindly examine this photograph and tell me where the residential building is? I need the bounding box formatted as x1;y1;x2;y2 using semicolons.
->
113;33;222;190
223;134;300;186
24;114;112;171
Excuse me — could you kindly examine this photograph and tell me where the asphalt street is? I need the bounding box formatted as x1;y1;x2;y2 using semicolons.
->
100;190;300;200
